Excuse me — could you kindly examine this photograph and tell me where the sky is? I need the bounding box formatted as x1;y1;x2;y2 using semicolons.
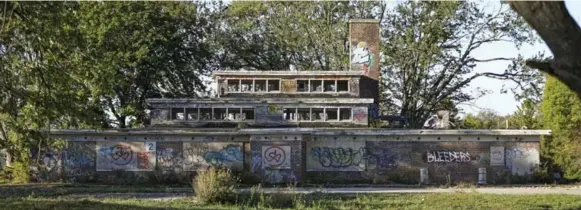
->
460;0;581;116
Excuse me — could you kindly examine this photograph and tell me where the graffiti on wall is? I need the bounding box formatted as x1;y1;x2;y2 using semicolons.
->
63;142;95;182
505;146;540;176
30;149;62;182
309;146;398;171
96;142;155;171
157;146;182;171
490;147;505;166
426;151;471;163
352;107;368;122
183;142;243;171
310;147;366;170
262;145;291;169
351;41;375;73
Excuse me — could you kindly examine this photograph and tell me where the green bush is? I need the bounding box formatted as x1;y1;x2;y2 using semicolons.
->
192;167;237;204
10;162;30;184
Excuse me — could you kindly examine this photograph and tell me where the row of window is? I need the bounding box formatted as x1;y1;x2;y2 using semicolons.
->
282;107;353;121
224;79;349;93
171;108;255;121
168;107;356;122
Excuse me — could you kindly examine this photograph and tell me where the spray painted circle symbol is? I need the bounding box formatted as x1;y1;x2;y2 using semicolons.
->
264;146;286;167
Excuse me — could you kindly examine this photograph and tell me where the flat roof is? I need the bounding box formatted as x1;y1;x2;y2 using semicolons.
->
212;70;363;78
146;98;374;105
45;128;551;137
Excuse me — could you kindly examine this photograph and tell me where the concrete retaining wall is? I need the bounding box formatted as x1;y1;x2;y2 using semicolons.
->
31;131;542;185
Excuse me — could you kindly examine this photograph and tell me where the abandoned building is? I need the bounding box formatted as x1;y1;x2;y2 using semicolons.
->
39;19;550;185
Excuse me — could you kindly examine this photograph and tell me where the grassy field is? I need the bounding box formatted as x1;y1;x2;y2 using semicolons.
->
1;192;581;210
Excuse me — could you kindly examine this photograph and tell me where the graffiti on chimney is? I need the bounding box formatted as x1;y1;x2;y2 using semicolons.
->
351;41;375;73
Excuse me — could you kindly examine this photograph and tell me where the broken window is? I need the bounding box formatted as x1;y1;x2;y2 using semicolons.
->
337;80;349;92
200;108;212;120
242;108;255;120
213;108;227;120
340;108;352;121
298;108;311;121
312;108;325;121
268;80;280;92
227;80;240;92
186;108;198;121
310;80;323;92
324;80;336;92
326;108;338;121
227;108;238;121
283;108;297;121
171;108;185;120
297;80;309;92
241;80;253;92
255;80;266;92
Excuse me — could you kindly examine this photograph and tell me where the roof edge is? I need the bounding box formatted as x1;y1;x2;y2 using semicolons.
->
42;128;552;136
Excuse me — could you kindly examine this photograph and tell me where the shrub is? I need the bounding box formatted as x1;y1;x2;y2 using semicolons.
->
10;162;30;184
192;167;237;204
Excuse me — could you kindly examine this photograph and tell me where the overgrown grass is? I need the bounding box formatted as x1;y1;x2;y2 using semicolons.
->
193;168;237;204
0;193;581;210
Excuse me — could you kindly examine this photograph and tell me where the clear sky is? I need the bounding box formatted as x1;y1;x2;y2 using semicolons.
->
461;0;581;116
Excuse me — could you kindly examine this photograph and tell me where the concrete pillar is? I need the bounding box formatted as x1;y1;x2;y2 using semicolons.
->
478;168;487;185
420;167;429;184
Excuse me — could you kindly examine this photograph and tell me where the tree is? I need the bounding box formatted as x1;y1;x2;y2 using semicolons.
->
541;75;581;180
509;98;542;129
508;2;581;98
76;1;218;128
460;110;509;129
217;1;383;71
380;1;541;128
0;2;105;181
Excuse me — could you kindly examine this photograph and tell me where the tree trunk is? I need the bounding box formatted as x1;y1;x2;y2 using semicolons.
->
509;2;581;97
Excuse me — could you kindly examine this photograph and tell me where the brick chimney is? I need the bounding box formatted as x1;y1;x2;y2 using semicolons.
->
349;19;380;81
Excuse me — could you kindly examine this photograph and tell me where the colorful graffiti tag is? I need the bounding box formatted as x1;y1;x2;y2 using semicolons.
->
351;41;374;73
183;143;243;171
96;142;154;171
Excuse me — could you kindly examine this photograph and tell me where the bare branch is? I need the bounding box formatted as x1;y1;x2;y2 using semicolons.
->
471;57;515;62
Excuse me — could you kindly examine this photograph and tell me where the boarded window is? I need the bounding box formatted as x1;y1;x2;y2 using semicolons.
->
186;108;198;120
298;108;310;121
214;108;227;120
324;80;336;92
312;108;325;121
337;80;349;92
297;80;309;92
171;108;184;120
227;80;240;92
340;108;352;121
326;108;338;120
268;80;280;92
200;108;212;120
241;80;253;92
255;80;266;92
242;108;255;120
310;80;323;92
283;108;296;120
